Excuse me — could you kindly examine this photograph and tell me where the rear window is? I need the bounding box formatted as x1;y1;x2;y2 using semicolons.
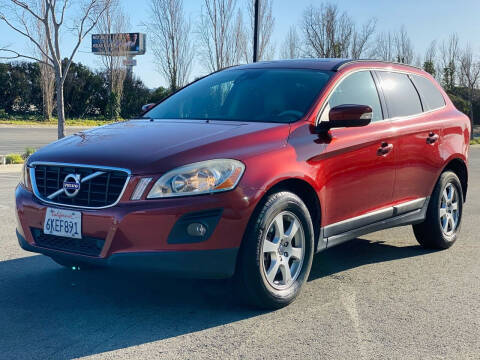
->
377;71;422;118
410;75;446;111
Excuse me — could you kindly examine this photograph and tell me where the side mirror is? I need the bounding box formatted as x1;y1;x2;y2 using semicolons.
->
318;104;372;131
141;103;156;113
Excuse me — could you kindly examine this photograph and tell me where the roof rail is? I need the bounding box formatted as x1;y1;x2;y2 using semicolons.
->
333;59;424;71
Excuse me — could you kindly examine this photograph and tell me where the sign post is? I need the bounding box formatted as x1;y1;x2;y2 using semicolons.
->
253;0;260;62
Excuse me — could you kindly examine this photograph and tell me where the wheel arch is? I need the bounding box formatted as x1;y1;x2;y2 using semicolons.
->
442;158;468;201
257;178;322;250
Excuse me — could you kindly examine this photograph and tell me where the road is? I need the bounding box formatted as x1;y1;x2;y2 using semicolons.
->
0;150;479;359
0;126;89;155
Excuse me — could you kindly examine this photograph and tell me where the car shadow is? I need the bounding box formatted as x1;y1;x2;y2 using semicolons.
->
0;238;435;359
309;237;436;281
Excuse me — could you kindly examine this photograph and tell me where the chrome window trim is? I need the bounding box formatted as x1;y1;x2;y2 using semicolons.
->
315;67;447;126
29;161;131;210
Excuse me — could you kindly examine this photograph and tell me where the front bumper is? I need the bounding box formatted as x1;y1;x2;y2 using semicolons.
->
15;183;263;278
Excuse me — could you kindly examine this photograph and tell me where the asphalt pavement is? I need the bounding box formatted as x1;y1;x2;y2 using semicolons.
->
0;149;479;359
0;126;89;155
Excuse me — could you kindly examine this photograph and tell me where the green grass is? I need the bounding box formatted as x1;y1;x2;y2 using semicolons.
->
0;115;118;127
470;138;480;145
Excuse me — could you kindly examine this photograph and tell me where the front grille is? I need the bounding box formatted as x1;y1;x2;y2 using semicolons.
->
31;228;104;257
32;164;129;208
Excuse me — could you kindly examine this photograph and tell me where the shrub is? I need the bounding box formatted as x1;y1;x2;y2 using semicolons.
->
5;153;24;164
23;147;36;159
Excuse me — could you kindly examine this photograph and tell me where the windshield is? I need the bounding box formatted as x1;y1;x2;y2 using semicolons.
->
145;68;333;123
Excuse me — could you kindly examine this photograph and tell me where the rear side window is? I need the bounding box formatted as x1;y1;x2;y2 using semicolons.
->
377;71;422;118
410;75;446;111
327;71;383;122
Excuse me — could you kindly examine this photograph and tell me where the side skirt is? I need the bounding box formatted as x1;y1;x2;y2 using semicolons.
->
316;197;429;252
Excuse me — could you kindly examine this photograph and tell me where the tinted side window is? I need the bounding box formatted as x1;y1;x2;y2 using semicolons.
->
328;71;383;122
411;75;446;111
377;71;422;118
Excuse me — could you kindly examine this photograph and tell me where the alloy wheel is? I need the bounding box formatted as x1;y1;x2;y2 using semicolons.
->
439;182;460;236
261;211;305;290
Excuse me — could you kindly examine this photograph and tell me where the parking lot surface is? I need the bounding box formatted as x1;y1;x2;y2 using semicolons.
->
0;149;479;359
0;126;88;155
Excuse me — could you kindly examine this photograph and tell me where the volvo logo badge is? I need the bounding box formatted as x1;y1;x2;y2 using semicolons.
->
63;174;81;198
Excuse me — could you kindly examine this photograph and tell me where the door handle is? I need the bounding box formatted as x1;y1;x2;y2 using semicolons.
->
427;132;439;144
377;142;393;156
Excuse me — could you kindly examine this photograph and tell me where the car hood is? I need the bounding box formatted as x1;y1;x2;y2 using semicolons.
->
28;119;290;174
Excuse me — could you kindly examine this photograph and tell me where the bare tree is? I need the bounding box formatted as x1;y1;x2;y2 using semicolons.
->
244;0;275;62
0;0;112;139
34;0;54;120
459;45;480;138
350;18;375;59
199;0;248;71
96;0;128;119
280;25;301;59
423;40;437;77
301;3;375;59
198;0;236;72
393;25;414;64
149;0;194;91
371;26;414;64
233;8;247;63
425;40;437;64
439;33;459;91
371;31;395;61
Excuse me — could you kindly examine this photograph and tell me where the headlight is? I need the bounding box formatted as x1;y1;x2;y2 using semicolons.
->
147;159;245;198
19;163;31;190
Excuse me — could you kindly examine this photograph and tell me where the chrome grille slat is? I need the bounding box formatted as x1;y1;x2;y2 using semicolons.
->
30;162;130;209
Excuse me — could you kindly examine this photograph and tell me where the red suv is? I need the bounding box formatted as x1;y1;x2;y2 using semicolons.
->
15;59;470;308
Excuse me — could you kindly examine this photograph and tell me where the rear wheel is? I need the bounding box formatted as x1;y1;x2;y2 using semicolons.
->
413;171;463;249
235;191;314;309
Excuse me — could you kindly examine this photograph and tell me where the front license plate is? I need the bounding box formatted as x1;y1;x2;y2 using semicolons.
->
44;208;82;239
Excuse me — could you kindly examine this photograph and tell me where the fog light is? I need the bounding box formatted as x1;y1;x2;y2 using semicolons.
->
187;223;207;237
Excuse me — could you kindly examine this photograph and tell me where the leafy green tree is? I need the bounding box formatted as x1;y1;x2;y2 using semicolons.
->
62;60;107;118
149;86;171;103
442;60;456;92
423;60;436;77
121;76;151;119
0;62;42;115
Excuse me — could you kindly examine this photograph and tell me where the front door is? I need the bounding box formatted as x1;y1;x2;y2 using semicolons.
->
317;70;396;233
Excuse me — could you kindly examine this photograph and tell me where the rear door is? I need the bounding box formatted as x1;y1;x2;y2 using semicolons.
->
375;71;445;203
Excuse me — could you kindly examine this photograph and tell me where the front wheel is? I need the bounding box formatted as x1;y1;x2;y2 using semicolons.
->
413;171;463;249
235;191;314;309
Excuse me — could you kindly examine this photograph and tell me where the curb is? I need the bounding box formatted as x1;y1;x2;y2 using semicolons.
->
0;164;23;173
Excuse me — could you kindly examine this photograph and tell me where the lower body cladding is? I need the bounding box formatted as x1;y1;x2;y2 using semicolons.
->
15;185;259;279
318;197;430;250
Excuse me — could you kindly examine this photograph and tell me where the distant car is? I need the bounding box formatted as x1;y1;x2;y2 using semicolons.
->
15;59;470;309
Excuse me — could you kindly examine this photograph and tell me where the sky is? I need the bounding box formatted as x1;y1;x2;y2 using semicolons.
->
1;0;480;89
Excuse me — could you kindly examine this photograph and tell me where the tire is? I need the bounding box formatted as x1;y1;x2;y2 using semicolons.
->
50;256;100;270
235;191;314;309
413;171;463;249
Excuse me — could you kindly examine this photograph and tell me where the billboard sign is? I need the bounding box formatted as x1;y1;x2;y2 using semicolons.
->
92;33;146;56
